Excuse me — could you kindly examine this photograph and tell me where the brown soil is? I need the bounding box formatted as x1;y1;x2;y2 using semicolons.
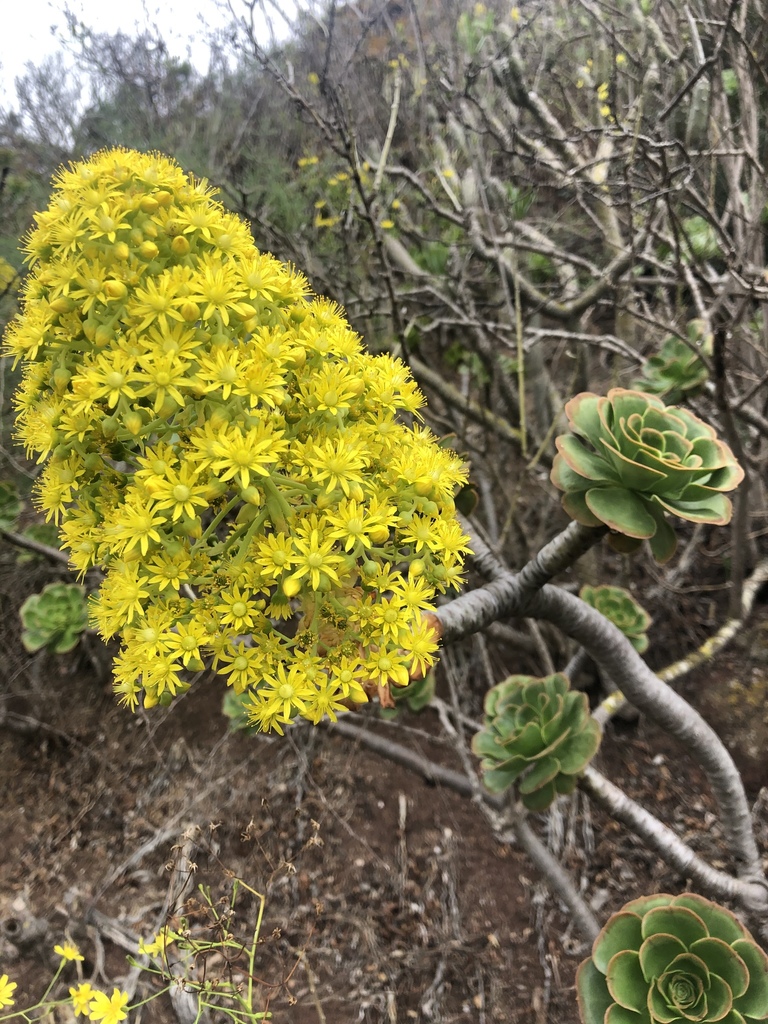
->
1;579;767;1023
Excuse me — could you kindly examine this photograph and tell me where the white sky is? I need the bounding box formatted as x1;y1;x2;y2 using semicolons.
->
1;0;294;108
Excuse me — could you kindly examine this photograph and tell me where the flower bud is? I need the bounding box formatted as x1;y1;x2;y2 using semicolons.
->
104;279;127;300
101;415;119;438
52;367;71;391
171;235;191;257
94;325;114;348
282;576;301;598
50;296;75;314
179;300;200;322
138;241;159;261
123;411;143;435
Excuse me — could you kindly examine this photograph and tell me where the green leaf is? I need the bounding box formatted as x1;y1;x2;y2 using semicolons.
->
566;392;604;442
704;972;736;1021
641;907;708;946
585;487;657;539
672;896;747;944
556;434;615;483
577;959;614;1024
520;779;558;810
654;492;732;526
480;766;518;794
647;513;677;564
557;717;601;774
518;755;560;795
599;441;668;492
606;950;647;1011
594;913;644;974
562;490;604;527
731;939;768;1018
604;1002;651;1024
551;453;593;494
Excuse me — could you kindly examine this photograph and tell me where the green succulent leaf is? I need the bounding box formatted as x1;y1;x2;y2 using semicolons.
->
585;487;657;539
594;913;645;973
562;489;605;527
648;514;678;564
578;956;615;1024
607;951;648;1011
641;907;709;946
731;941;768;1017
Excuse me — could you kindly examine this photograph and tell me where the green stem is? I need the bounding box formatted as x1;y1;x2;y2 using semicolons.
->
199;494;241;544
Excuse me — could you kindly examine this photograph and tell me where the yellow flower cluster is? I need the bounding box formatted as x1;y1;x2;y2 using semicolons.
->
6;148;470;731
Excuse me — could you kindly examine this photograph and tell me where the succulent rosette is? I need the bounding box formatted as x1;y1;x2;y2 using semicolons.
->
4;149;471;728
635;323;712;405
20;582;89;654
551;388;744;562
577;892;768;1024
471;673;601;810
579;584;652;653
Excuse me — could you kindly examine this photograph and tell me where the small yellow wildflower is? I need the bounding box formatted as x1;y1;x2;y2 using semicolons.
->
616;53;627;65
70;982;95;1016
380;219;395;230
55;941;85;961
510;6;520;20
89;987;130;1024
307;71;319;85
0;974;17;1008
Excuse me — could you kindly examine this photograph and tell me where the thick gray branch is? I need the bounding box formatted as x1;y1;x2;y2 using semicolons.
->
580;767;768;915
437;581;762;880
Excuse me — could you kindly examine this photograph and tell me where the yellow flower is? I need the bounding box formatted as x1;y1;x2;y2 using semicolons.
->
307;71;319;85
70;982;94;1016
0;974;17;1008
510;6;520;20
89;987;130;1024
380;219;395;230
55;940;85;961
616;52;627;65
138;927;179;957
